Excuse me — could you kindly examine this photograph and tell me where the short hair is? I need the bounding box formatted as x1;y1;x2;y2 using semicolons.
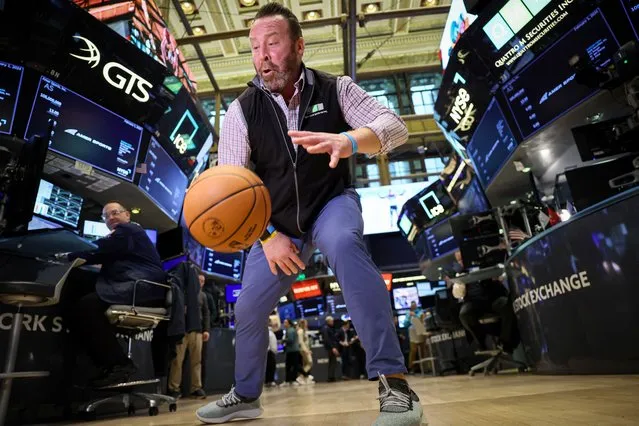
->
325;316;333;322
254;2;302;41
103;201;127;211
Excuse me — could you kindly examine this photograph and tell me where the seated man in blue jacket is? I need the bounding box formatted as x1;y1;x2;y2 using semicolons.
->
63;201;167;388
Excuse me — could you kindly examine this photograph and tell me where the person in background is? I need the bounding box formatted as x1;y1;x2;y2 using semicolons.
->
62;201;166;388
336;320;355;380
297;319;314;384
402;301;423;328
451;250;519;353
265;320;279;387
394;316;410;370
283;319;303;386
168;273;210;399
200;273;216;390
321;316;339;382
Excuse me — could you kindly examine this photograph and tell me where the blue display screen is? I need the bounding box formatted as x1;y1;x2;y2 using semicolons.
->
202;248;244;282
0;61;24;135
138;137;188;223
25;76;142;181
225;284;242;304
425;216;458;259
467;97;518;189
501;9;619;139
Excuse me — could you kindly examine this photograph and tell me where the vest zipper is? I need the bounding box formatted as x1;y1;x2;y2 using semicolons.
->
258;84;314;235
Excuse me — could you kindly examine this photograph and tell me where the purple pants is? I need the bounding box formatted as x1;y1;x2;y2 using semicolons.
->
234;189;407;398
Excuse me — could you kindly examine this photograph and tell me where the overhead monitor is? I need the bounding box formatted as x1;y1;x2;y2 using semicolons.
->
424;216;458;259
621;0;639;39
392;286;420;310
33;179;83;228
0;61;24;135
456;177;491;214
357;182;429;235
501;8;620;139
467;97;518;189
156;87;213;175
440;0;478;70
202;248;244;282
415;179;457;229
25;76;143;181
138;137;188;223
291;279;322;300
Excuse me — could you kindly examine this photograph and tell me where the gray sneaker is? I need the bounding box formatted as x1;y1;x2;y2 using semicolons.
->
196;387;263;424
373;375;426;426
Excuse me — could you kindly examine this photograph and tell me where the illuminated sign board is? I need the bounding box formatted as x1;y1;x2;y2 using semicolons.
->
292;279;322;300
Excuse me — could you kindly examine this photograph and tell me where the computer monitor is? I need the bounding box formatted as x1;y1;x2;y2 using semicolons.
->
295;296;326;319
138;137;188;223
392;286;420;310
25;76;143;182
278;302;296;321
28;215;63;231
326;294;347;315
0;61;24;135
201;248;244;282
33;179;83;228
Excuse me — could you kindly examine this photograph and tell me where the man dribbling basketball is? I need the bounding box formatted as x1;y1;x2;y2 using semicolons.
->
196;3;424;425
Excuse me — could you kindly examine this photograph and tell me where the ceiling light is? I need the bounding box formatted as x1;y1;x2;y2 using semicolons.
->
304;10;322;21
131;207;141;214
239;0;257;7
559;209;572;222
363;3;380;13
279;296;288;303
421;0;437;6
245;18;255;27
180;1;197;15
192;26;206;36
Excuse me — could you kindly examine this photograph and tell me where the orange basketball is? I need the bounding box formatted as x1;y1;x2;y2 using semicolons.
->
182;165;271;253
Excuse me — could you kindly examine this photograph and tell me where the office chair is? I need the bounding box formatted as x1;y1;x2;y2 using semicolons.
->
80;279;177;418
468;315;527;377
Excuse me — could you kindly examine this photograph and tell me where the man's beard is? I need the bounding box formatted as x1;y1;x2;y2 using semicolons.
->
259;52;299;93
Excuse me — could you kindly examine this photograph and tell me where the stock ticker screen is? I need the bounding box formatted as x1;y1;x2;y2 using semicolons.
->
202;248;244;282
25;76;143;181
467;97;518;189
621;0;639;38
138;137;188;223
33;179;83;228
501;8;619;139
0;61;24;135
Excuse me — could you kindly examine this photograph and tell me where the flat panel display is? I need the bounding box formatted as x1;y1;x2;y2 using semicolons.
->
501;9;620;139
25;76;143;181
457;177;491;214
326;294;347;315
440;0;477;70
155;87;212;174
620;0;639;39
425;217;458;259
417;280;447;297
225;284;242;304
278;302;296;321
202;248;244;282
0;61;24;135
295;297;326;318
28;216;63;231
392;287;420;310
357;182;428;235
467;97;518;188
138;137;188;223
33;179;83;228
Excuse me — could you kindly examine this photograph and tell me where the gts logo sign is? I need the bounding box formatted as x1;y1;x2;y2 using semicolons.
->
69;35;153;103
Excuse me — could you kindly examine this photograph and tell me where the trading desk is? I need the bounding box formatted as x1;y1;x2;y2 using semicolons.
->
506;186;639;374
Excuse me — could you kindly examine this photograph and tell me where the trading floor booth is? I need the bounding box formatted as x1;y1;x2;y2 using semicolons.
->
0;0;215;423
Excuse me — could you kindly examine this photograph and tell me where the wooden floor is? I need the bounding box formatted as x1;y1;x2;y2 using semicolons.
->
69;374;639;425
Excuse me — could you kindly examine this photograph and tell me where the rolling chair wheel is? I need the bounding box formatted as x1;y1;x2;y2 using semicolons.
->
169;403;178;412
128;405;136;416
149;406;159;416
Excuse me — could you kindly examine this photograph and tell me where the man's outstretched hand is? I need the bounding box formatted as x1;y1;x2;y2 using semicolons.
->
288;130;353;168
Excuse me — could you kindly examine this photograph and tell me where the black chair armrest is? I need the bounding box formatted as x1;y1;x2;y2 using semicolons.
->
132;279;171;309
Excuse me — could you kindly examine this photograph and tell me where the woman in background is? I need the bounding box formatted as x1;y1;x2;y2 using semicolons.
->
297;319;315;384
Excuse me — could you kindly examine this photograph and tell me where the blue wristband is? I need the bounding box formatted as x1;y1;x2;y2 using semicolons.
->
341;132;358;155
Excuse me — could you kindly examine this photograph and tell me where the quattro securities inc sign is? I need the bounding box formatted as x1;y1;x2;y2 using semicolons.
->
512;269;591;313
